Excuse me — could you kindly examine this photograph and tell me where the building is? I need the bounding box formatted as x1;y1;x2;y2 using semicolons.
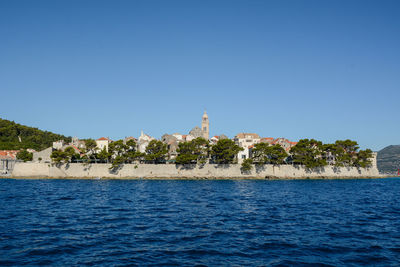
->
123;136;137;144
96;137;112;152
234;133;261;163
53;140;65;150
161;134;179;160
138;131;155;153
210;136;220;144
189;126;203;139
201;111;209;140
188;111;210;140
272;138;297;152
210;135;228;145
0;150;19;160
183;134;195;142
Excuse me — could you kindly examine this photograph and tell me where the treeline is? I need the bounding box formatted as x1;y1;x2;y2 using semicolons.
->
51;138;242;169
0;118;71;151
50;137;374;170
242;139;373;171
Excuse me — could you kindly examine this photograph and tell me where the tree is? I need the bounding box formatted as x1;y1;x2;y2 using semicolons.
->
50;149;69;164
16;149;33;162
251;143;288;165
97;147;111;163
0;118;71;151
251;143;270;164
109;140;128;157
334;140;359;166
289;139;327;168
84;139;97;160
192;137;210;164
210;139;243;164
145;140;168;164
110;155;125;170
354;149;373;168
125;139;144;163
64;146;80;162
241;158;253;172
267;144;288;165
176;141;198;164
175;137;209;164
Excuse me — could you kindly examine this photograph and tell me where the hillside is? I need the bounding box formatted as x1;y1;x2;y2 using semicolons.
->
377;145;400;174
0;118;71;151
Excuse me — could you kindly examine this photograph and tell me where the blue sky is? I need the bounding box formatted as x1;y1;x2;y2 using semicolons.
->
1;0;399;151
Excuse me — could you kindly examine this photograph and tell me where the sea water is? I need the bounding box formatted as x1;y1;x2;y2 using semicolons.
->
1;178;400;265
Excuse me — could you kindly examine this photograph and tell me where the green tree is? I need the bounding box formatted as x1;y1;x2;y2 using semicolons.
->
16;149;33;162
109;140;128;157
125;139;144;163
241;158;253;172
210;139;243;164
289;139;327;168
251;143;288;165
267;144;288;164
0;118;71;151
251;143;270;164
145;140;168;164
354;149;373;168
50;149;69;164
64;146;79;162
97;147;111;163
334;140;359;166
176;141;198;164
110;155;125;170
176;137;209;164
84;139;97;160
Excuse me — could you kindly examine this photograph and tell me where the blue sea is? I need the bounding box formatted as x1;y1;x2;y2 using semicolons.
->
1;178;400;266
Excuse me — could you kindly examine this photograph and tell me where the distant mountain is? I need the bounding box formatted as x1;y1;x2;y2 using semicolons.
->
377;145;400;174
0;118;71;151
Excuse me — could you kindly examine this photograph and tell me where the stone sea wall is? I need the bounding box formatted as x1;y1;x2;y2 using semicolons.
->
11;162;381;179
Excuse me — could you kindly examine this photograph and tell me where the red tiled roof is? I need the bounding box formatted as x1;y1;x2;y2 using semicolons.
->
0;150;19;160
97;137;109;141
70;145;81;153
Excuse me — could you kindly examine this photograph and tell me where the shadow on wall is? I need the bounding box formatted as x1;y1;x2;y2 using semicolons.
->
305;166;325;174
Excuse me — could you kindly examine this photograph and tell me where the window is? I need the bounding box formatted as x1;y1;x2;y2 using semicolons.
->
242;155;246;159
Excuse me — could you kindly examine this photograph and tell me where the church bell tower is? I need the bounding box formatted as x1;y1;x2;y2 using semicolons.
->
201;111;209;140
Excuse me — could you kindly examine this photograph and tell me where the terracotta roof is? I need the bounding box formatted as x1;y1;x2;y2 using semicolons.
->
70;145;82;153
0;150;19;160
97;137;109;141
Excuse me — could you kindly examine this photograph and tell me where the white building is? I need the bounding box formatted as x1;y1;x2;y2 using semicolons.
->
96;137;112;152
172;133;184;142
184;134;195;142
138;131;155;153
233;133;261;163
52;140;65;150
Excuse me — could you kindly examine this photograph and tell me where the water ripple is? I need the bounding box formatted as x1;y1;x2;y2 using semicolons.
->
1;178;400;265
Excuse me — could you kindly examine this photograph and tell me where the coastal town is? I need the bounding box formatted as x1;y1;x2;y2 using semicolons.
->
2;111;298;165
1;111;377;178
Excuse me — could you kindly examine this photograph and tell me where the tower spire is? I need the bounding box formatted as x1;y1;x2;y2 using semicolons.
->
201;110;209;140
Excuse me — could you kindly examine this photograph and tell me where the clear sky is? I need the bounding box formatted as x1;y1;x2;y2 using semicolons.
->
1;0;399;151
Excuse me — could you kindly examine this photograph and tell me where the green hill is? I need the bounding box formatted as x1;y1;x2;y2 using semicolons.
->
377;145;400;174
0;118;71;151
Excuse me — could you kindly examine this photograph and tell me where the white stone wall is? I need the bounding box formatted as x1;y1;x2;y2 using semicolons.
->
11;162;381;179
